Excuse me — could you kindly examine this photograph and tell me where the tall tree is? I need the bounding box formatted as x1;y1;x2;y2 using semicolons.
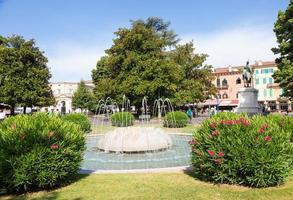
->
170;42;216;105
92;21;181;108
72;80;94;111
131;17;179;47
272;0;293;99
0;35;55;114
92;17;215;109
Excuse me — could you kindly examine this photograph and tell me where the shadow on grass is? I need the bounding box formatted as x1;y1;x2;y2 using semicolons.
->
0;173;89;200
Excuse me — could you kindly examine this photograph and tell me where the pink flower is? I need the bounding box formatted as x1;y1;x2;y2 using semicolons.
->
234;120;241;125
239;117;245;122
50;144;59;150
208;150;215;156
217;151;224;157
214;159;221;165
212;130;220;136
259;129;265;134
242;120;250;126
265;136;272;142
210;122;217;129
188;139;198;145
261;124;269;130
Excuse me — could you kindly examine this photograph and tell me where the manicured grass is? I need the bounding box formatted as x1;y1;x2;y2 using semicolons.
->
2;172;293;200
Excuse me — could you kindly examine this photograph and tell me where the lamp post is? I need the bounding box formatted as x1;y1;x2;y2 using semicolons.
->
216;95;219;114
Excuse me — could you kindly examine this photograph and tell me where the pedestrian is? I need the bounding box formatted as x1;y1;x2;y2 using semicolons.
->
186;107;193;123
0;109;6;122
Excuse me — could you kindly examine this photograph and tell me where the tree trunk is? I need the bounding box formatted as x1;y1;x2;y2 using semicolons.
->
23;106;26;114
10;105;15;115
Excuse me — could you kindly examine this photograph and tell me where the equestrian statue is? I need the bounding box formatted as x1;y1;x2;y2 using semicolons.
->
242;60;253;88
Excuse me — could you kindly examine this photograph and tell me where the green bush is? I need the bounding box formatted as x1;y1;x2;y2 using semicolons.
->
190;112;293;188
163;111;189;128
267;114;293;142
111;112;134;127
62;113;91;132
0;113;85;193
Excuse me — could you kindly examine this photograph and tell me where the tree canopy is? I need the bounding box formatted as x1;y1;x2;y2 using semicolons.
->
0;35;55;114
72;80;94;111
92;17;215;109
272;0;293;99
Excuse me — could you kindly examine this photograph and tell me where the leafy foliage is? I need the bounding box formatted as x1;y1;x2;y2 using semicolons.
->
190;112;293;188
267;114;293;142
92;17;215;108
163;111;189;128
111;112;134;127
272;1;293;98
62;113;91;133
72;80;94;111
0;113;85;192
170;42;216;105
0;35;55;114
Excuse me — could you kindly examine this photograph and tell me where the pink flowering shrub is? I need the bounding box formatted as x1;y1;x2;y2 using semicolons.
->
0;113;85;193
190;112;293;188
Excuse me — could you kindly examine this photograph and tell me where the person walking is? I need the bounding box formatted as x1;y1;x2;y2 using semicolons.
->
186;107;193;123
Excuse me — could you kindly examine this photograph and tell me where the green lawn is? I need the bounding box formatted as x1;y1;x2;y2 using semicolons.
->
2;172;293;200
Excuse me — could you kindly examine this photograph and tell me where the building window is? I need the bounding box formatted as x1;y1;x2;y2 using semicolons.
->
261;69;265;74
58;89;61;94
255;69;259;74
269;78;273;84
263;78;267;84
263;89;267;97
236;93;239;99
255;78;259;85
269;68;274;73
222;93;228;99
269;88;273;97
281;88;284;95
236;77;241;84
216;78;220;87
217;94;221;99
265;69;269;73
222;78;228;86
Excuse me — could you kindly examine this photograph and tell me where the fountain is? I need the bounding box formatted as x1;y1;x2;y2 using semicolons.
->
97;127;172;153
81;96;191;171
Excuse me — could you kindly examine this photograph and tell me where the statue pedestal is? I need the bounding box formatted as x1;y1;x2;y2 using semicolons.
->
235;88;261;115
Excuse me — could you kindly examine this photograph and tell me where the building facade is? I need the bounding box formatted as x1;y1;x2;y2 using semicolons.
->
253;61;291;112
204;61;291;112
48;81;94;113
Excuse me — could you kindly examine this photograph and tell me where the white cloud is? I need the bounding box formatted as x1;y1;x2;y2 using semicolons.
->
46;42;106;82
46;24;277;82
181;25;277;67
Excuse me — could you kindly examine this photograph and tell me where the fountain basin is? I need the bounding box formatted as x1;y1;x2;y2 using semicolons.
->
97;127;172;153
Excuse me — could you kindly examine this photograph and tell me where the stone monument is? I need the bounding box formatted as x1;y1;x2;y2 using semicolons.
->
235;61;261;115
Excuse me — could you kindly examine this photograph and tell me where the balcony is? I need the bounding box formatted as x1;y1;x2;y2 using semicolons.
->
217;85;229;90
266;83;279;88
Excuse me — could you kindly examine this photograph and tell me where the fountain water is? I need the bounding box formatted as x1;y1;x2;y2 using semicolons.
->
81;96;191;171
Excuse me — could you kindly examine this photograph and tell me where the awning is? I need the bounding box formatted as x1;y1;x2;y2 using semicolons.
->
219;99;239;107
199;99;218;106
199;99;239;107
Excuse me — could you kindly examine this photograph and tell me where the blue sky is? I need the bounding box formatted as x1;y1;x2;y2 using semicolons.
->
0;0;290;81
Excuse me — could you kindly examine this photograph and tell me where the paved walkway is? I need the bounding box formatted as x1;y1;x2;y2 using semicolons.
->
79;166;194;174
